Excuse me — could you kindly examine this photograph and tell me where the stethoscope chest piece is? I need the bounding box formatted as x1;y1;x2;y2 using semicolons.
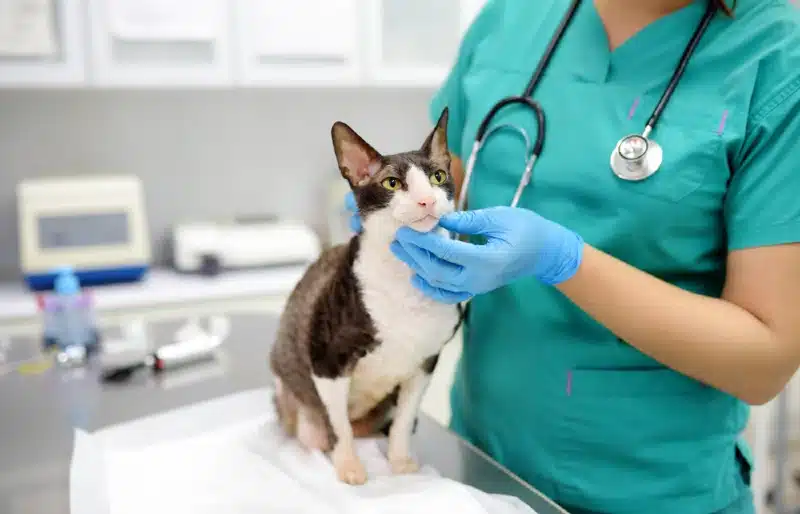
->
610;133;663;181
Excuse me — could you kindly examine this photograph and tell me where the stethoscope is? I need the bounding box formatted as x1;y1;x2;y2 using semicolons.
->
455;0;719;212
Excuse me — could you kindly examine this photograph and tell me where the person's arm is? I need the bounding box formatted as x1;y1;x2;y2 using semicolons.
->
556;87;800;405
556;243;800;405
392;86;800;406
396;204;800;405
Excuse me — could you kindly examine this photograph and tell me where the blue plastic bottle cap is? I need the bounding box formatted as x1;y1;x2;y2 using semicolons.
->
54;268;80;295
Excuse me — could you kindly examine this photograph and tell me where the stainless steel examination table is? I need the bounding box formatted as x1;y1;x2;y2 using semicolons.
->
0;313;568;514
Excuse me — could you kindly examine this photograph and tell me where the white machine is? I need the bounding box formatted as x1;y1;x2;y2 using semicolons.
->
171;217;321;276
17;175;151;291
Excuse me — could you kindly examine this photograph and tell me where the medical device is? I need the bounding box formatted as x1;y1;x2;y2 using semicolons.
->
171;217;321;276
17;175;151;291
456;0;719;211
100;316;230;382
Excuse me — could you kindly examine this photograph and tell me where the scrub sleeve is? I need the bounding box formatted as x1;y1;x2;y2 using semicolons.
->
719;62;800;514
718;82;800;510
725;78;800;251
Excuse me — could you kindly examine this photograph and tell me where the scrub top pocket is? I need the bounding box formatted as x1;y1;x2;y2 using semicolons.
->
607;84;731;206
609;122;725;205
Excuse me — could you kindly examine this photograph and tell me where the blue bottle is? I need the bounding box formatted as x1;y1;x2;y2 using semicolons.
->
42;267;100;364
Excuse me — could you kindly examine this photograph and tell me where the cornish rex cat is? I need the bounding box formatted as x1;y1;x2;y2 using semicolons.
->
269;108;461;485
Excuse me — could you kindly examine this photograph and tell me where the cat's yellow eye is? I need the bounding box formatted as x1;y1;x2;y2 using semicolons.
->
429;170;448;185
381;177;401;191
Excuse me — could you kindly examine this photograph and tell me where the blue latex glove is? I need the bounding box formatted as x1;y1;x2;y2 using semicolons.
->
389;206;585;303
344;191;362;234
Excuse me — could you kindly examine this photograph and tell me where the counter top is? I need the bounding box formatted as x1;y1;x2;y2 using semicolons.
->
0;266;307;322
0;313;568;514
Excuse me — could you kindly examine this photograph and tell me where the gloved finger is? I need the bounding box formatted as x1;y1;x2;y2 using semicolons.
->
389;240;418;269
391;240;463;289
344;191;358;213
349;212;362;233
410;274;472;304
438;210;495;236
394;226;480;266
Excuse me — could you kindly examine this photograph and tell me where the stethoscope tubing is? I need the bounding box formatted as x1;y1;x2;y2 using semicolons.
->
455;0;719;211
448;0;720;320
455;0;581;211
457;96;546;211
645;1;718;132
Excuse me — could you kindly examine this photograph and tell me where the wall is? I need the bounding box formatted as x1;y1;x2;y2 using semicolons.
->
0;88;435;280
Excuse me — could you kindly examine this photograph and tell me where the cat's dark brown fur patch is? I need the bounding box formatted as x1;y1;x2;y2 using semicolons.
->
421;353;440;374
269;235;378;446
307;236;380;378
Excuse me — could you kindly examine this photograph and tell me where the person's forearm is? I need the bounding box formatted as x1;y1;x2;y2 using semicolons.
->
556;244;787;405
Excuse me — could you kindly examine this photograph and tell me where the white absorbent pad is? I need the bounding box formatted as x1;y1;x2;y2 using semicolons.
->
69;388;537;514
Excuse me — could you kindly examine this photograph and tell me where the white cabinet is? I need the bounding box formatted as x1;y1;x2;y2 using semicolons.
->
0;0;482;88
0;0;86;87
233;0;362;87
364;0;484;87
86;0;232;86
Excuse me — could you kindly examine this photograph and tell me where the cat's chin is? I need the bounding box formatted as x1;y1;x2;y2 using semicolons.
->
406;215;440;233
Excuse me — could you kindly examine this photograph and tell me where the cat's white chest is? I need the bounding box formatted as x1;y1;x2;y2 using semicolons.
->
348;237;458;419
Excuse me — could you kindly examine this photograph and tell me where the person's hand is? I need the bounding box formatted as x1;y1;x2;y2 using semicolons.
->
389;206;585;303
345;191;362;234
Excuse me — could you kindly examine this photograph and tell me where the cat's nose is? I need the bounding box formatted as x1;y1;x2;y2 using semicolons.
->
417;196;436;208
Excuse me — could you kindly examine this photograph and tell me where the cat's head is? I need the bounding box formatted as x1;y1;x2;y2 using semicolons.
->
331;108;454;234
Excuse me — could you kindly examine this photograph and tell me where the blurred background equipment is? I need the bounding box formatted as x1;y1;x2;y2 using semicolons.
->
170;216;321;276
99;315;230;382
17;175;151;291
39;266;101;365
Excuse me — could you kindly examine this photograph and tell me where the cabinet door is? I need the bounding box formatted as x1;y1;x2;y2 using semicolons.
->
87;0;232;87
233;0;362;86
0;0;85;87
365;0;484;87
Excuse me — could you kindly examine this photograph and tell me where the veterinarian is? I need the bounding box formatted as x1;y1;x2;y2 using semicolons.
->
346;0;800;512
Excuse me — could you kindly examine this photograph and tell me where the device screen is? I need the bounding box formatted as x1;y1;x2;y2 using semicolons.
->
37;212;130;249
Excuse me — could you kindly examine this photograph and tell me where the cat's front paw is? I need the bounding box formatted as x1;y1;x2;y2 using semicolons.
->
389;455;420;475
333;451;368;485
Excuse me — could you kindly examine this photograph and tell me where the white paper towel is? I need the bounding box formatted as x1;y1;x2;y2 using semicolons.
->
69;388;536;514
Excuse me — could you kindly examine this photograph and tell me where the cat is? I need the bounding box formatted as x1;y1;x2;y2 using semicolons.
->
269;107;462;485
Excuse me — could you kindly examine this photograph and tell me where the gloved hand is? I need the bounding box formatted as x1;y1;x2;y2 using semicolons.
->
389;206;585;303
344;191;362;234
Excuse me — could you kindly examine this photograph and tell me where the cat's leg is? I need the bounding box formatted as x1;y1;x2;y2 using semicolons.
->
296;407;331;452
351;390;397;438
312;375;367;485
273;377;298;436
386;362;435;474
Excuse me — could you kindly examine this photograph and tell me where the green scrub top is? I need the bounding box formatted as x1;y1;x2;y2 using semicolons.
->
429;1;800;513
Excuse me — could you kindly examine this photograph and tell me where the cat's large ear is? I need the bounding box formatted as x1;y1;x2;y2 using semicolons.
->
331;122;383;187
420;107;450;171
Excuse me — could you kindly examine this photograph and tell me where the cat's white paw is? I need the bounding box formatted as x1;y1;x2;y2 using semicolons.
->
389;455;419;475
333;452;368;485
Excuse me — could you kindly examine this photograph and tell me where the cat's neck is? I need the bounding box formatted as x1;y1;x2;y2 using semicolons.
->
355;214;449;281
355;214;415;285
358;213;403;251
